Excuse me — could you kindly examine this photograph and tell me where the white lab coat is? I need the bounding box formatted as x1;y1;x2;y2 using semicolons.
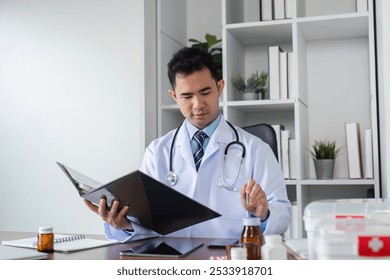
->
105;117;291;242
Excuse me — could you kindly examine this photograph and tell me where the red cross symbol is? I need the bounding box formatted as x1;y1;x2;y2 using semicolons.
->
358;236;390;257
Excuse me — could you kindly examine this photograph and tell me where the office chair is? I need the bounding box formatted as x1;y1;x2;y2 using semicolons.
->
242;123;278;162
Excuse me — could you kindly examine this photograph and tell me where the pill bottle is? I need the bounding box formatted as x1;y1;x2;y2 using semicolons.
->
37;226;54;252
240;217;264;259
230;247;247;260
241;217;264;245
261;234;287;260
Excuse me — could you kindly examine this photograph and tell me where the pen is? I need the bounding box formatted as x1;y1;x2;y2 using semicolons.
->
246;193;250;218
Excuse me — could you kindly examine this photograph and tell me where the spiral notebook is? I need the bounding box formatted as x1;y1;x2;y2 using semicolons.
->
1;234;117;253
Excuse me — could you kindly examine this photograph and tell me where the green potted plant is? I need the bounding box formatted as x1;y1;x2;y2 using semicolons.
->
310;139;342;179
231;71;268;100
189;33;222;81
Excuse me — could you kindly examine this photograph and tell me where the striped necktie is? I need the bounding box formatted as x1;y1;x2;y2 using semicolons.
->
193;130;208;171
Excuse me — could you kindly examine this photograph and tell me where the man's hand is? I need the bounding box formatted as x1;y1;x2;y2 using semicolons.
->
240;178;269;221
83;198;133;230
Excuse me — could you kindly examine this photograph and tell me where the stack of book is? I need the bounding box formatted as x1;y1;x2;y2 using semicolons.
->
271;124;296;180
260;0;292;21
268;45;295;100
345;122;373;179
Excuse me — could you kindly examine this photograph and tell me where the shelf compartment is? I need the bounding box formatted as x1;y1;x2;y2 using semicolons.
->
297;14;369;41
301;179;375;185
226;99;295;113
226;100;295;134
296;0;364;18
226;21;293;46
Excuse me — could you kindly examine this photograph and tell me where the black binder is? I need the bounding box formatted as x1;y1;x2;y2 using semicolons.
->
57;162;221;235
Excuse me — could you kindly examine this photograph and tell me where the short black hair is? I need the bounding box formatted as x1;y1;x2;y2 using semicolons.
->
167;47;219;89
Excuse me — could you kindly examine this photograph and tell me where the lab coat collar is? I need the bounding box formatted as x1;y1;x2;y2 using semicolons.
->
172;122;194;169
214;118;237;144
200;118;236;163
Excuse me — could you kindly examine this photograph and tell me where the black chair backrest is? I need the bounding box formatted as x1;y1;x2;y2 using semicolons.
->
242;123;278;161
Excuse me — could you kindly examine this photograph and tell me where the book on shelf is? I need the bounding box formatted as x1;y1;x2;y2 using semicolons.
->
271;124;285;167
1;234;117;253
279;51;288;100
287;51;296;99
285;0;292;19
268;45;283;100
283;202;299;239
364;128;373;179
291;202;299;238
281;129;291;179
260;0;273;21
288;138;297;179
345;122;363;179
274;0;285;20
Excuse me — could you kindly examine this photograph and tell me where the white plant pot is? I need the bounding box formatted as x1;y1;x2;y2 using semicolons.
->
242;92;258;100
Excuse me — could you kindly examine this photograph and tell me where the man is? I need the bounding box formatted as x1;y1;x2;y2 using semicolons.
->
85;47;291;242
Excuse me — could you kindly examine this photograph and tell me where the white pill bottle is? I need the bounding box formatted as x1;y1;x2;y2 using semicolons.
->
261;234;287;260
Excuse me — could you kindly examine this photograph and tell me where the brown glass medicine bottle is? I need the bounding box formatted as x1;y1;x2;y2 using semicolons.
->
241;217;265;245
37;226;54;252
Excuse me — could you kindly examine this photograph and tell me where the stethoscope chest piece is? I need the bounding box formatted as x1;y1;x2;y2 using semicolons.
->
166;171;178;186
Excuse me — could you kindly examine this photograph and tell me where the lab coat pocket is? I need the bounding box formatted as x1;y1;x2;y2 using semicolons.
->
216;177;246;219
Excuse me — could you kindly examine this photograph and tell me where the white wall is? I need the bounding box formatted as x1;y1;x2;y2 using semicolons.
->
0;0;145;234
377;0;390;199
144;0;158;146
186;0;222;43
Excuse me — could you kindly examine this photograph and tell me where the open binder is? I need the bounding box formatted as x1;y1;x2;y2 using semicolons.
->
57;162;221;235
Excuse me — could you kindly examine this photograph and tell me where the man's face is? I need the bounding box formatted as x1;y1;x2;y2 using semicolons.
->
169;68;224;129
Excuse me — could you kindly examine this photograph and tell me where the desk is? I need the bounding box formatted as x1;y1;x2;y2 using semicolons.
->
0;231;300;260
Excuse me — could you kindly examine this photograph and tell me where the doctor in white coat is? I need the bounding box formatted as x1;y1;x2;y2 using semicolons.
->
85;47;291;242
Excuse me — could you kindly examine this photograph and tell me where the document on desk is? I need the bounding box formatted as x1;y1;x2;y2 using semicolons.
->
1;234;117;253
0;245;48;260
284;238;309;259
57;162;221;236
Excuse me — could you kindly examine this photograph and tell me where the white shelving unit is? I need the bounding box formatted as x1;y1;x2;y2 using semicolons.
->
158;0;379;238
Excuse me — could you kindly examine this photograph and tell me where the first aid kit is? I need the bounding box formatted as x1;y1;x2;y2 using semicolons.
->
313;218;390;259
303;198;390;259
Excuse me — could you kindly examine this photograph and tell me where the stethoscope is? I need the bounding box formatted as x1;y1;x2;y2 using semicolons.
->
166;121;246;190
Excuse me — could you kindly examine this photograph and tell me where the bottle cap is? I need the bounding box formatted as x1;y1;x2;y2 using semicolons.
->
38;226;53;234
243;217;261;226
264;234;282;244
230;247;247;259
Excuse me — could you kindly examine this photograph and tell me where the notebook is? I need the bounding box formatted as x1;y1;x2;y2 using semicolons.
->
0;245;48;260
57;162;221;235
1;234;117;253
